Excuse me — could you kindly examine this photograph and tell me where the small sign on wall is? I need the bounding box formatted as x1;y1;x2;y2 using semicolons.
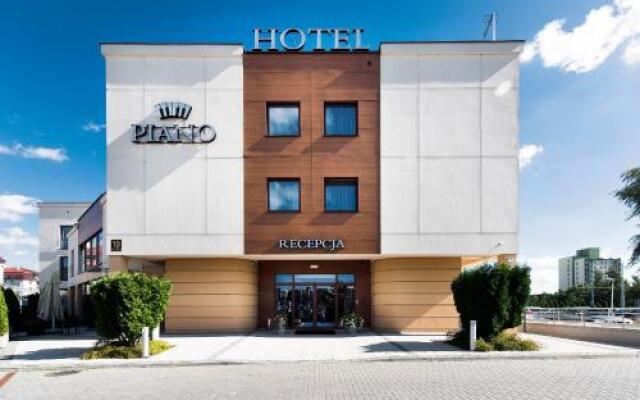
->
110;239;122;252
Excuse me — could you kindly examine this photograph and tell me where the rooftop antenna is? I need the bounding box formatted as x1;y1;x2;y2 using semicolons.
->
483;12;498;41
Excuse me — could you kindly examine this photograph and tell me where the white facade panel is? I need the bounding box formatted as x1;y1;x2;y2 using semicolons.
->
206;158;244;235
481;87;518;156
420;158;481;233
380;89;418;157
419;88;480;157
481;157;518;233
380;42;522;256
380;157;419;234
418;55;481;88
103;44;244;257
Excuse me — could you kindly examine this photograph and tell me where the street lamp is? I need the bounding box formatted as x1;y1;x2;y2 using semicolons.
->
605;277;615;316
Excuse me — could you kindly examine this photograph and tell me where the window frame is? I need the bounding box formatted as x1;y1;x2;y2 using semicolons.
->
324;178;359;213
267;178;301;213
323;101;358;137
59;256;69;281
266;102;301;137
59;225;73;250
79;229;103;273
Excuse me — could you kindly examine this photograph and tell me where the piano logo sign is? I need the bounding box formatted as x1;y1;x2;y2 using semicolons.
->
131;102;216;144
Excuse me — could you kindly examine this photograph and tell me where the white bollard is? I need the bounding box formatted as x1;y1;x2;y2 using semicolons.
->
469;320;477;351
152;326;160;340
142;327;150;358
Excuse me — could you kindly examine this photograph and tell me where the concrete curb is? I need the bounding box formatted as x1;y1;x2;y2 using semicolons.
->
1;350;639;372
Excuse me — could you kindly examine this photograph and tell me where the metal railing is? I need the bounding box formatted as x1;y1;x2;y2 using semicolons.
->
525;307;640;330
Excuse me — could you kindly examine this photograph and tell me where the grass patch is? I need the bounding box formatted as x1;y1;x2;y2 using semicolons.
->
81;340;174;360
475;331;540;352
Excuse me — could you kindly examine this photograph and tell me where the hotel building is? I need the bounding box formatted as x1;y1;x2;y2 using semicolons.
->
50;35;522;333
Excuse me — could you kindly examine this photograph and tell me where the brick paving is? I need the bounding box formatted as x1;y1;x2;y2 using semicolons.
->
3;357;639;399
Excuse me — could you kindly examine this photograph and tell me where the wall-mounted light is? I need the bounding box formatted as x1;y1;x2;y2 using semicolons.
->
310;264;319;270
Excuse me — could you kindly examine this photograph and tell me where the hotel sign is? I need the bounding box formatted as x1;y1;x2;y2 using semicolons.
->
278;239;345;252
253;28;367;51
132;102;217;144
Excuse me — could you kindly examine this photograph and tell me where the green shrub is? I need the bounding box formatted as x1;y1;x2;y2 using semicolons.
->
474;338;494;352
91;273;171;346
3;288;20;332
80;339;173;359
0;288;8;335
451;263;531;347
476;332;540;352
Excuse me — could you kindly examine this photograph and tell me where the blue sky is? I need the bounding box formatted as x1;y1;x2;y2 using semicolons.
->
1;0;639;293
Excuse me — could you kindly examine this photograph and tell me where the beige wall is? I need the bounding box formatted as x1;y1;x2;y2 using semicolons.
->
372;258;464;332
164;259;257;332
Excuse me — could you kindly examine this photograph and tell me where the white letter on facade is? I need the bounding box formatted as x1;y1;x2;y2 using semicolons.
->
333;28;350;50
254;28;277;51
280;28;306;51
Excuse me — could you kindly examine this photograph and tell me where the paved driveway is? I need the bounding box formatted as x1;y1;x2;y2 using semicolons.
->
3;357;640;399
1;331;638;368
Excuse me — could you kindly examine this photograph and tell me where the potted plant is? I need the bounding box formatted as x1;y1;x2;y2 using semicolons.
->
340;312;363;335
274;312;288;335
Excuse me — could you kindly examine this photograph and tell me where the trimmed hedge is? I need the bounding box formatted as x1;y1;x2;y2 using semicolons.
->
3;288;20;332
91;273;171;346
451;263;531;347
0;287;8;336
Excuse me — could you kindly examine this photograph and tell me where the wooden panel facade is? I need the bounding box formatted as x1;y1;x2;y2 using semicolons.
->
244;53;380;255
371;258;463;333
164;259;257;332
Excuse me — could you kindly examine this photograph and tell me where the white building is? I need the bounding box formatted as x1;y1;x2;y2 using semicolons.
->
37;202;91;286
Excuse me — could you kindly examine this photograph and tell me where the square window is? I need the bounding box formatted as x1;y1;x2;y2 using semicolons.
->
268;179;300;212
325;103;357;136
325;179;358;212
267;103;300;136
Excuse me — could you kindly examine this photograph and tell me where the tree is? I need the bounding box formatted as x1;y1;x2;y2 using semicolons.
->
614;167;640;267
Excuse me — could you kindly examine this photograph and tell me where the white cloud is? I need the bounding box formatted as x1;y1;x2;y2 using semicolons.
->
520;255;560;294
521;0;640;72
519;144;544;170
623;38;640;64
0;194;38;222
12;249;28;256
81;121;105;133
0;226;38;247
0;142;68;162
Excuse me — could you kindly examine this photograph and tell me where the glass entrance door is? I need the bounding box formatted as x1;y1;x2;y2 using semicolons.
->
315;285;336;327
295;284;314;328
276;273;355;329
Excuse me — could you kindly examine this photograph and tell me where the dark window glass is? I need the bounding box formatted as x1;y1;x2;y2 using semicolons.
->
60;225;73;250
59;256;69;281
293;274;336;284
325;103;357;136
325;179;357;212
268;104;300;136
275;274;294;284
70;249;75;277
337;274;355;284
79;230;102;272
268;179;300;212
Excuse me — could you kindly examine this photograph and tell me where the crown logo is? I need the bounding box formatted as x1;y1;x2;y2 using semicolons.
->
155;102;192;120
